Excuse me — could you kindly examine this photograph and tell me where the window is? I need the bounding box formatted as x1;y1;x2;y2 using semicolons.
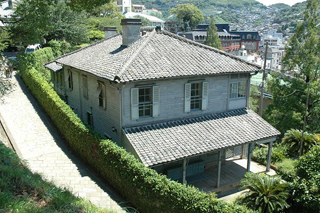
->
87;112;93;127
97;81;106;109
247;34;252;40
131;86;160;120
82;75;88;99
68;70;73;90
190;82;202;110
139;87;153;117
230;81;247;99
185;82;208;112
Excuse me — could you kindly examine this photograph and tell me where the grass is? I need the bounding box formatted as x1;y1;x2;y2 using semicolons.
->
0;141;112;213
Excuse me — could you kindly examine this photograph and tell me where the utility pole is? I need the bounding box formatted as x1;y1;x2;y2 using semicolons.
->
259;42;269;117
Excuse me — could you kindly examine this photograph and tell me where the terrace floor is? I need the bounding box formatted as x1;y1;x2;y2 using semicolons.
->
189;157;276;194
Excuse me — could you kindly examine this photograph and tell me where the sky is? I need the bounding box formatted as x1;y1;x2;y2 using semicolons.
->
256;0;306;6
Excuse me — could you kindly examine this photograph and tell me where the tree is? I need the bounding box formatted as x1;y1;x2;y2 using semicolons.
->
11;0;89;45
67;0;111;13
289;146;320;212
239;173;289;213
204;17;222;49
170;4;204;30
263;0;320;135
91;2;122;18
48;1;89;44
281;129;318;156
134;16;151;26
10;0;56;45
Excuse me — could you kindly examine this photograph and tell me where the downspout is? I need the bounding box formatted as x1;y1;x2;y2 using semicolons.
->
119;84;125;146
78;71;83;120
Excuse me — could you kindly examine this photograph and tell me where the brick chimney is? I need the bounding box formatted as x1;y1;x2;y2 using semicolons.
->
103;27;117;39
121;18;142;47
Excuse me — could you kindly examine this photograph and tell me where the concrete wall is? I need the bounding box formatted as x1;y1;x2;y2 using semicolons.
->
122;74;249;127
63;67;122;144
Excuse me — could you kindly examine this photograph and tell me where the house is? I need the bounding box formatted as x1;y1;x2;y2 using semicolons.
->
124;12;165;28
178;24;260;54
46;19;279;188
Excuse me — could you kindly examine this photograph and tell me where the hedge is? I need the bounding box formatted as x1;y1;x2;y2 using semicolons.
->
17;47;54;81
20;69;252;212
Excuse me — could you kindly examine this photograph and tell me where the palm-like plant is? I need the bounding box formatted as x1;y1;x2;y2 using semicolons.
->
281;129;318;156
239;173;289;213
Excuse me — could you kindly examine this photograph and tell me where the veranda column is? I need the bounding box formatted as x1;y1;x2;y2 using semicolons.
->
247;143;253;172
216;151;222;188
266;141;273;172
182;158;187;184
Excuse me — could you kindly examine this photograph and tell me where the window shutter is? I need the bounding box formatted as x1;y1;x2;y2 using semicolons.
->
95;82;102;98
64;70;70;81
185;83;191;112
202;82;208;110
131;88;139;120
153;86;160;117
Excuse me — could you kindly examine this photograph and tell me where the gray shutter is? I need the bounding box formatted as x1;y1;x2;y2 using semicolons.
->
64;70;69;81
131;88;139;120
153;86;160;117
95;82;102;98
185;83;191;112
202;82;208;110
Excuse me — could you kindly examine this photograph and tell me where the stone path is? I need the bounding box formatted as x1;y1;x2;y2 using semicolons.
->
0;73;128;212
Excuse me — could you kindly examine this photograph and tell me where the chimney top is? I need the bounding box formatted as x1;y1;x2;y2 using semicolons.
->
121;18;142;26
104;26;117;32
121;18;142;47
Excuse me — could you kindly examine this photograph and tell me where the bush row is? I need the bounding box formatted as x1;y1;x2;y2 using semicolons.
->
17;47;54;81
21;67;252;212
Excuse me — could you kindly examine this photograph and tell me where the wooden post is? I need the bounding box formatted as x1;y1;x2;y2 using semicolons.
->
266;141;273;172
241;144;245;159
182;158;187;184
247;143;253;172
216;151;222;188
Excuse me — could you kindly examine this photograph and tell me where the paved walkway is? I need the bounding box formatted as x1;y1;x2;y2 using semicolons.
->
0;73;127;212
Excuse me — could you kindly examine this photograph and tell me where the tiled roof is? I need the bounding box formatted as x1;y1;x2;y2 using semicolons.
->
123;109;280;167
55;29;261;83
45;62;62;72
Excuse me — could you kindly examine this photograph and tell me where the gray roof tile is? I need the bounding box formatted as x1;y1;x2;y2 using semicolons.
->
123;109;280;167
54;30;260;82
45;62;62;72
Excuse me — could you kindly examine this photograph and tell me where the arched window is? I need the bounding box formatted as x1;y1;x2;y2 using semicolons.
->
247;34;252;40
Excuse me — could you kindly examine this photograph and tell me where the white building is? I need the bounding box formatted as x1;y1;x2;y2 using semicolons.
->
124;12;164;28
116;0;132;13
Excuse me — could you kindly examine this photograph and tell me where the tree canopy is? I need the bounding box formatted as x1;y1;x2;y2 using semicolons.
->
10;0;89;45
170;4;204;30
264;0;320;135
204;17;222;49
66;0;111;13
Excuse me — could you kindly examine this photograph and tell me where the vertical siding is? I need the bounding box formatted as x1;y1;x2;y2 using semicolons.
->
64;67;122;144
122;74;249;127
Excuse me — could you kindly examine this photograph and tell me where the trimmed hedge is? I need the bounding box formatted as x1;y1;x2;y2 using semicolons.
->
21;67;252;212
17;47;54;81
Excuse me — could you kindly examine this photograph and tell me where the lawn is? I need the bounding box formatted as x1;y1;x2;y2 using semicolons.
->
0;141;112;213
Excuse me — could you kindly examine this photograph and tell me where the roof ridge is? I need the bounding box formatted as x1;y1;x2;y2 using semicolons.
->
46;34;120;66
160;30;262;70
114;30;157;81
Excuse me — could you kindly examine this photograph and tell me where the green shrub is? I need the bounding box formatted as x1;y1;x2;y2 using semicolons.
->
17;47;54;81
286;146;320;212
252;144;288;165
281;129;318;156
89;30;105;41
21;67;252;213
275;158;297;182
